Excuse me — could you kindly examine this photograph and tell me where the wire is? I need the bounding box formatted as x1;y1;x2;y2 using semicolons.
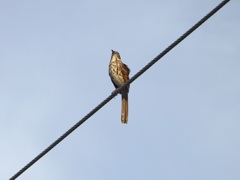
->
10;0;230;179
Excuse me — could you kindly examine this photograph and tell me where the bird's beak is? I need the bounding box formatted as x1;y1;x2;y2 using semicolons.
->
111;49;114;53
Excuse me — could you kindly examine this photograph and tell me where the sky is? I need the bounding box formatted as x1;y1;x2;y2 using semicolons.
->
0;0;239;179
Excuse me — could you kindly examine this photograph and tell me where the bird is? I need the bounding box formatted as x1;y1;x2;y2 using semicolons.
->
109;50;130;124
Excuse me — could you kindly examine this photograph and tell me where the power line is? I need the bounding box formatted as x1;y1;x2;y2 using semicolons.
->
10;0;230;179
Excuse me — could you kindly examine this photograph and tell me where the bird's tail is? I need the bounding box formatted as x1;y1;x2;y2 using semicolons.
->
121;91;128;124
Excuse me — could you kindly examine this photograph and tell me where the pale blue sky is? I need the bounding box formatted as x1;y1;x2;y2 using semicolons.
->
1;0;239;180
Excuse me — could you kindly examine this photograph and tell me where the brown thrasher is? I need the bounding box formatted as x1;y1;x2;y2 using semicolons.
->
109;50;130;124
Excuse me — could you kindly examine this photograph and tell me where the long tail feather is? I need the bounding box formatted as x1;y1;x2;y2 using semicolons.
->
121;90;128;124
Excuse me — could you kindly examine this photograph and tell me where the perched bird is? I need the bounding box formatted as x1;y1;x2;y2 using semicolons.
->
109;50;130;124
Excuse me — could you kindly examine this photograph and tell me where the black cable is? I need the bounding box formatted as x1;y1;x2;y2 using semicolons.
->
10;0;230;179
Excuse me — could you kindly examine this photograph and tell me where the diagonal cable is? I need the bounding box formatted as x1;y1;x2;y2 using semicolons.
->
10;0;230;179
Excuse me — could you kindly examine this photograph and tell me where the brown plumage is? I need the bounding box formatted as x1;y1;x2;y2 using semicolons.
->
109;50;130;124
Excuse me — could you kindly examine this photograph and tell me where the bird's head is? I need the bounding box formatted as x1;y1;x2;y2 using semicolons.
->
111;50;121;59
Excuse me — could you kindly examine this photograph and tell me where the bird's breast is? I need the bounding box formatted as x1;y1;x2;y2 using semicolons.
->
109;61;124;87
